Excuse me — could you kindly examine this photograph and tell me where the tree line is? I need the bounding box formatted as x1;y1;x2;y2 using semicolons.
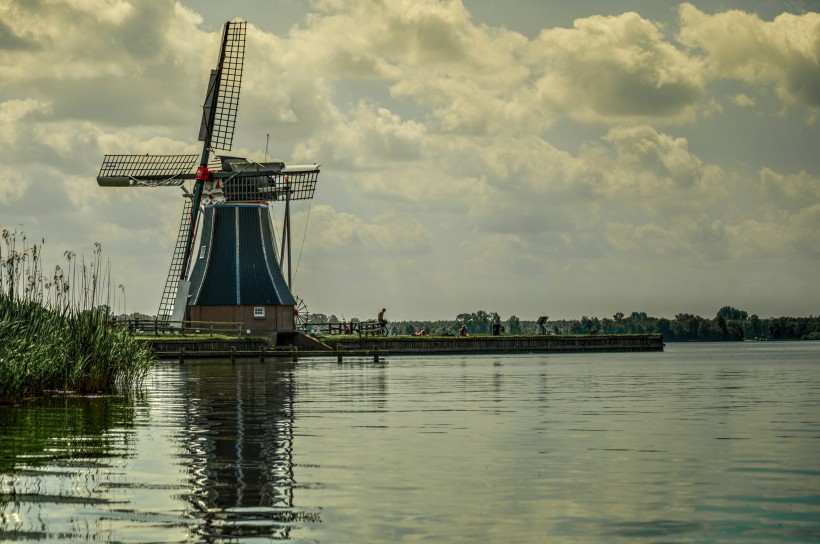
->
309;306;820;341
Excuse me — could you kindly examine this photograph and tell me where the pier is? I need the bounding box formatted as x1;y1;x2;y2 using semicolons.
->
324;333;663;355
141;333;663;361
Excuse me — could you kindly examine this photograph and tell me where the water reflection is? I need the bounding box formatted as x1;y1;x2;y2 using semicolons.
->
0;395;143;541
0;360;319;542
2;344;819;542
174;360;320;540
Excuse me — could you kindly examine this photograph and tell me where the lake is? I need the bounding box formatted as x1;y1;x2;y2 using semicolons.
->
1;342;819;542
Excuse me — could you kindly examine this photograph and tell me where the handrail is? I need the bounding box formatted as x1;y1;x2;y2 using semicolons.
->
112;318;246;336
302;320;385;337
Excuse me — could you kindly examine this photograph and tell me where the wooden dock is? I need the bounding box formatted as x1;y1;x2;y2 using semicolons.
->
141;333;663;362
325;333;663;355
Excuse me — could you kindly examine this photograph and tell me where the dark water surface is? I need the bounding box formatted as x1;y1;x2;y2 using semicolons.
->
1;342;819;542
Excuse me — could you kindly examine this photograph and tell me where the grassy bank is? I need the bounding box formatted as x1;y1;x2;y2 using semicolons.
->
0;230;155;404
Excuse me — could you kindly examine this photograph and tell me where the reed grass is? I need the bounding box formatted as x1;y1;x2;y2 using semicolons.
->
0;229;155;404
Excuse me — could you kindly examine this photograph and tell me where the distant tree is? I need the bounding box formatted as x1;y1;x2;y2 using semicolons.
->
657;318;671;340
727;321;744;340
455;311;493;334
476;311;493;333
746;314;762;338
769;319;784;339
717;306;748;320
716;315;729;338
507;315;522;334
613;312;624;322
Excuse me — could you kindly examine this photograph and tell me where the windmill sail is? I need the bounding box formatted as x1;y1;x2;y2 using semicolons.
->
199;20;246;152
157;195;195;320
181;20;248;293
97;154;198;187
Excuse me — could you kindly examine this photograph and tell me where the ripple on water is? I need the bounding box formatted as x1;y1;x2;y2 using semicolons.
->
1;344;819;542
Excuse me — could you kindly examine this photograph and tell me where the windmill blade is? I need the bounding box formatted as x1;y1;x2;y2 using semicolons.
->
277;165;321;202
157;195;195;321
218;158;320;202
97;154;199;187
199;20;246;152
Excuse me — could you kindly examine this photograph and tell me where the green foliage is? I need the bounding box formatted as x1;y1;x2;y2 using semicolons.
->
0;229;156;404
352;306;820;343
0;393;142;472
508;315;522;334
717;306;749;320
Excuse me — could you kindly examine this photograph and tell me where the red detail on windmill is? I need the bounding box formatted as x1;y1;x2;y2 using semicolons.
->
196;165;211;181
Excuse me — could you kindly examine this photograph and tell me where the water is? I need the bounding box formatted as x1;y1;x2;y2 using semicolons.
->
1;342;819;542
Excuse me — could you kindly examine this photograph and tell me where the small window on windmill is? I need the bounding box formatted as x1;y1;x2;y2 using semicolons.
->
199;246;207;259
254;307;265;318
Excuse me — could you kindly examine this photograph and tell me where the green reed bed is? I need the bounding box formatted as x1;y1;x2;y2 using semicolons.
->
0;230;155;404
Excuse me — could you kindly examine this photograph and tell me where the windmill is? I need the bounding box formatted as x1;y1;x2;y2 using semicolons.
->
96;20;319;338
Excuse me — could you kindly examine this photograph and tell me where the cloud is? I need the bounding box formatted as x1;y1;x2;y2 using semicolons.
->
286;0;537;136
1;0;818;319
589;125;724;201
296;101;426;169
0;98;48;147
0;0;211;129
0;17;37;50
759;167;820;215
731;93;756;107
529;12;705;123
300;204;431;256
678;3;820;112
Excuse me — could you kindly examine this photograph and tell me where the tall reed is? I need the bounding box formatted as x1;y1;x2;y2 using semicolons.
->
0;229;155;404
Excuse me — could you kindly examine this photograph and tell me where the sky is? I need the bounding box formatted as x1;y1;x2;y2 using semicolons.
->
1;0;819;321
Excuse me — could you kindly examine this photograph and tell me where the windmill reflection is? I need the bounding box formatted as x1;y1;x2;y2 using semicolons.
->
177;360;319;540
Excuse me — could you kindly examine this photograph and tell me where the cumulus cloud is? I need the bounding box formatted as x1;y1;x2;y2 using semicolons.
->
301;204;432;255
732;93;756;107
759;167;820;215
589;125;724;200
1;0;817;318
678;3;820;111
0;17;36;50
529;12;705;123
297;101;426;168
0;0;211;132
287;0;537;135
